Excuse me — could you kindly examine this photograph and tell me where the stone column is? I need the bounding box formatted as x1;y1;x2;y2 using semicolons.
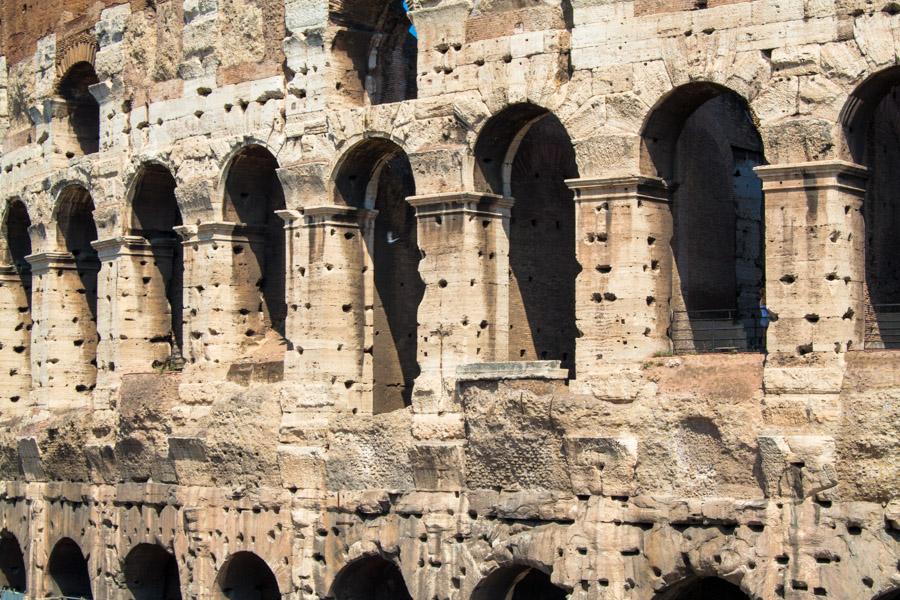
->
175;222;267;378
566;176;672;373
92;236;178;393
27;252;99;408
0;265;31;407
755;161;867;356
408;192;513;412
281;206;372;413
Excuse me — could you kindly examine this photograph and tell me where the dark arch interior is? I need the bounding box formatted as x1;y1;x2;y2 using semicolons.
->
643;84;766;354
223;146;287;337
58;62;100;157
57;186;100;323
124;544;182;600
47;538;93;599
335;139;424;413
0;534;26;592
844;68;900;349
330;555;412;600
4;200;32;309
875;590;900;600
330;0;417;105
654;577;750;600
471;566;567;600
131;165;185;361
475;104;579;373
216;552;279;600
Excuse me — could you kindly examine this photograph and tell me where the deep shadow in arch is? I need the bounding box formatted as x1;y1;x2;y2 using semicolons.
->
123;543;182;600
47;538;92;599
215;552;279;600
471;565;567;600
334;138;424;413
130;164;185;362
642;83;767;354
329;0;417;105
842;67;900;349
874;589;900;600
474;103;579;374
223;145;287;338
329;555;412;600
653;577;750;600
55;185;100;389
3;200;33;306
57;62;100;157
0;533;26;592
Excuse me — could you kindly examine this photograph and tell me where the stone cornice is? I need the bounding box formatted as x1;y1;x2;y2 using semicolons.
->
565;175;670;204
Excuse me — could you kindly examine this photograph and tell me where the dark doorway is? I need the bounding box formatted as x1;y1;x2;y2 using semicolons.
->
215;552;279;600
329;556;412;600
47;538;92;599
474;104;579;373
223;146;287;337
123;544;181;600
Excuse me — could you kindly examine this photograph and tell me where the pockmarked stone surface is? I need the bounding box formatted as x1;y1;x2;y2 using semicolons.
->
0;0;897;599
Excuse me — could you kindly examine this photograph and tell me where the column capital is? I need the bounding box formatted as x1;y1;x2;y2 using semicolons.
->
302;205;376;228
25;251;77;273
754;160;868;193
407;191;513;218
193;221;266;242
565;175;669;203
275;209;304;226
91;236;153;260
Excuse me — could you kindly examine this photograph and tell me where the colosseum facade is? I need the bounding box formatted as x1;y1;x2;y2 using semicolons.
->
0;0;897;599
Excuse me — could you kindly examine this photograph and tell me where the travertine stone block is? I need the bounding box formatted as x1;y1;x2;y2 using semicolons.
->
409;192;513;412
567;176;672;370
756;161;867;357
0;266;31;409
93;236;178;387
27;252;98;408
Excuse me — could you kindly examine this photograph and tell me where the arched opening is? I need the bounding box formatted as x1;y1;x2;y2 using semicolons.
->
329;555;412;600
223;145;287;339
642;83;767;354
56;185;100;390
471;565;566;600
843;67;900;349
334;138;424;413
474;104;579;373
130;164;185;366
0;533;26;592
874;590;900;600
47;538;92;599
123;543;182;600
653;577;750;600
0;200;33;404
330;0;418;105
57;62;100;157
215;552;279;600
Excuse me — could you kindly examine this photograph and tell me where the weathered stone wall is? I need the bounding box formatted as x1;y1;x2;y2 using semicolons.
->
0;0;898;599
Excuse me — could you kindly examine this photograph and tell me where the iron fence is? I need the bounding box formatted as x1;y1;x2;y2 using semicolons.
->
671;308;768;354
865;303;900;349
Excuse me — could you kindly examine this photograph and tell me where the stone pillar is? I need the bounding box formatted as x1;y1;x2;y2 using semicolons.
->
0;265;31;407
755;161;867;357
408;192;513;412
176;222;267;377
281;206;372;413
566;176;673;373
27;252;99;407
92;236;178;391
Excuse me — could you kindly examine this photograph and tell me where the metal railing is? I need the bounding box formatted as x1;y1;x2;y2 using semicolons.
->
671;308;768;354
865;303;900;349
